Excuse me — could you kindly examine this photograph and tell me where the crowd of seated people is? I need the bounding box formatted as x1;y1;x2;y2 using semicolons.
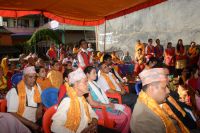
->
0;38;200;133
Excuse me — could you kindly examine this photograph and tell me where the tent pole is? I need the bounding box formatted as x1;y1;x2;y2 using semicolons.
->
95;25;99;51
62;30;65;44
104;21;107;52
84;30;86;40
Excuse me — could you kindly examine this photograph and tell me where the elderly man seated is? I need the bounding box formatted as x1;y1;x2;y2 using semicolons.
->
6;66;43;132
97;62;137;110
51;68;98;133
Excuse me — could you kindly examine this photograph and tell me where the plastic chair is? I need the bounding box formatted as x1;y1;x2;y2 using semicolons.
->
41;88;59;108
0;99;7;112
92;105;115;128
135;81;142;95
42;105;57;133
106;92;122;104
105;86;128;104
124;85;129;93
11;72;23;87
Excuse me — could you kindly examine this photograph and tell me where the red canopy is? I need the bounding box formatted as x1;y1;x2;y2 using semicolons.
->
0;0;166;26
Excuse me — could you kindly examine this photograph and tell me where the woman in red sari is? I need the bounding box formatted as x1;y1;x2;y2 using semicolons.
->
164;42;175;74
134;48;145;76
187;41;199;68
175;39;187;76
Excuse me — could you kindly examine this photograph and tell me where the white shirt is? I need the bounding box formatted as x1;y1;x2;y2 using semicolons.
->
6;85;42;122
77;48;93;68
97;72;121;92
51;97;98;133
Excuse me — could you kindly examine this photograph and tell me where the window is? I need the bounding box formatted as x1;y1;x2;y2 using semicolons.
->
34;19;40;27
22;19;29;27
2;21;8;27
13;19;17;27
17;19;29;27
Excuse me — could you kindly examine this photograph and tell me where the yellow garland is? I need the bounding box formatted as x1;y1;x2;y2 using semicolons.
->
188;47;197;55
167;96;186;117
17;80;41;116
101;72;120;91
36;77;52;91
1;58;8;76
73;48;79;54
64;83;91;132
162;103;190;133
188;47;198;57
139;90;178;133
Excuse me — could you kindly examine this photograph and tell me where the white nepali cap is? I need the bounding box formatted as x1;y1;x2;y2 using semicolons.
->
23;66;36;75
68;68;86;84
139;68;169;86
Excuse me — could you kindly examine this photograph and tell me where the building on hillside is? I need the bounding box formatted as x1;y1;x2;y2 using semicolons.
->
0;15;96;58
2;15;50;45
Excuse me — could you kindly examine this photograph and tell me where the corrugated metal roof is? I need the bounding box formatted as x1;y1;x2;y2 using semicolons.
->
38;22;95;31
56;24;95;31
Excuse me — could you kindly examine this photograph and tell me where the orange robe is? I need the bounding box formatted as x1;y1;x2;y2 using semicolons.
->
135;43;145;55
37;77;52;91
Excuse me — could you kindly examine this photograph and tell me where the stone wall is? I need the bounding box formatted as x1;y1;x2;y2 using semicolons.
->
97;0;200;57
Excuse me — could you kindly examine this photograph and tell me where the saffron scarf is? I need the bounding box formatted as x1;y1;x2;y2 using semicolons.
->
188;47;198;57
167;96;186;117
47;70;63;89
162;103;189;133
36;77;52;91
101;72;120;91
64;83;91;132
139;90;189;133
17;80;41;116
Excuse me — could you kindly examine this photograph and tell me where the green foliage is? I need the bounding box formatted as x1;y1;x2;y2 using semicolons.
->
27;29;60;46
